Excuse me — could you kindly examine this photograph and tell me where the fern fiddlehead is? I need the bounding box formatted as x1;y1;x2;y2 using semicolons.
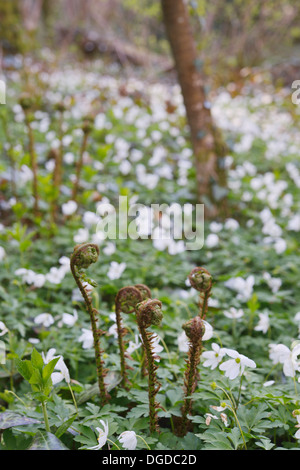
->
136;298;163;434
179;316;204;436
188;267;212;319
115;286;143;388
70;243;109;404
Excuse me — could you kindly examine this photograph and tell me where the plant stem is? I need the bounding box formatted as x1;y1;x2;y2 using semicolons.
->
68;383;78;414
115;306;127;388
42;401;50;432
181;339;201;435
136;435;151;449
139;327;159;434
107;438;120;450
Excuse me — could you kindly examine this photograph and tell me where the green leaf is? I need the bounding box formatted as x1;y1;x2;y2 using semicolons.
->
0;411;40;430
255;438;275;450
42;357;60;383
196;431;235;450
27;431;69;450
29;368;42;385
227;427;244;450
55;415;77;439
16;359;34;382
31;348;44;371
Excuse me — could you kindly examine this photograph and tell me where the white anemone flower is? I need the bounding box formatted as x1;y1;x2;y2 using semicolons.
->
60;309;78;327
51;357;70;385
34;313;55;328
107;261;126;280
202;320;213;341
0;321;8;336
224;275;255;301
177;331;189;353
151;334;164;361
42;348;70;385
62;200;77;216
219;349;256;380
224;307;244;320
78;328;94;349
0;246;6;261
127;335;142;355
202;343;227;370
118;431;137;450
269;343;300;377
89;420;109;450
254;312;270;334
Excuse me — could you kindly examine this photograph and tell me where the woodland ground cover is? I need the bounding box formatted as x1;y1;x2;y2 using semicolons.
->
0;55;300;450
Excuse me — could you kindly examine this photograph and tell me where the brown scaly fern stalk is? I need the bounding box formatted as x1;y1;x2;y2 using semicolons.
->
115;286;143;388
71;116;94;202
19;93;39;218
136;299;163;434
135;284;152;377
188;267;212;319
179;316;204;436
70;243;109;404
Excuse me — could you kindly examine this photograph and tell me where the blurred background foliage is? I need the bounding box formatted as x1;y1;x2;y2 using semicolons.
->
1;0;300;85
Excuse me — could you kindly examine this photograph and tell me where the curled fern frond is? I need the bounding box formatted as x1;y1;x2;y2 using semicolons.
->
188;267;212;319
178;316;204;436
115;286;143;387
136;298;163;434
116;286;143;314
134;283;152;300
136;299;163;329
70;243;109;404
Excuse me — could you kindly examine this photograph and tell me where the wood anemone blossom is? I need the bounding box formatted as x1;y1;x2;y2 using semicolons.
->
136;298;163;434
115;286;143;388
70;243;109;404
188;267;212;319
179;316;204;436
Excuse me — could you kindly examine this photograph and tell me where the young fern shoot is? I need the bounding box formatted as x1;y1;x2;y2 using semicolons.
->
136;298;163;434
134;284;152;300
176;267;212;436
115;286;143;388
179;316;204;436
70;243;109;404
188;267;212;319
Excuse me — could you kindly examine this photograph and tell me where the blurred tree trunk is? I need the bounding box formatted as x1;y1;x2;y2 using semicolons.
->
20;0;44;32
161;0;227;215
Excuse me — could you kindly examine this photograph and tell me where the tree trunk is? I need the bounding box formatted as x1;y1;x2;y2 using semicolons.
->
161;0;227;215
